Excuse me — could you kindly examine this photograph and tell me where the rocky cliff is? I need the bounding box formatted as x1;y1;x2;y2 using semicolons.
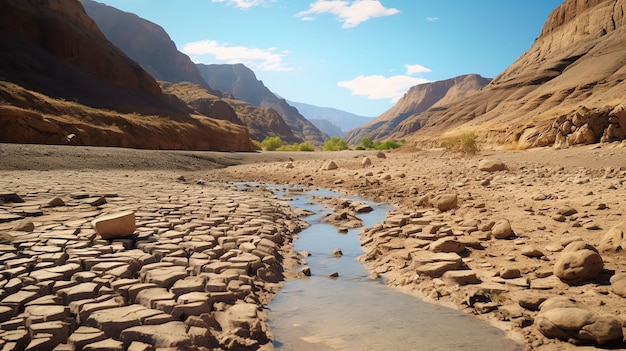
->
197;63;328;144
404;0;626;148
80;0;216;93
161;82;300;143
344;74;490;144
0;0;185;117
0;0;253;151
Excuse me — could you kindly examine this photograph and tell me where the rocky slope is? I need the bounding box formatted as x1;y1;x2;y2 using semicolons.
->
80;0;215;93
161;82;300;143
197;63;328;144
344;74;490;144
402;0;626;148
0;0;253;151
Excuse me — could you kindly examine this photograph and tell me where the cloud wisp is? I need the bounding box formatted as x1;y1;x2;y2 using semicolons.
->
296;0;400;28
183;40;293;72
338;64;431;102
211;0;272;10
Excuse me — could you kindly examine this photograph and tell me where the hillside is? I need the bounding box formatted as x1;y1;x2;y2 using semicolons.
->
402;0;626;148
80;0;215;92
0;0;253;151
161;82;300;143
344;74;491;144
196;63;328;144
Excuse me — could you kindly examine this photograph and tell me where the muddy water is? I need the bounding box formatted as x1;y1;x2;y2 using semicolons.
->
269;188;522;351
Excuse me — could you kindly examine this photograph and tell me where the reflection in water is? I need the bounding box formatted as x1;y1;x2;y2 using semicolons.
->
269;189;522;351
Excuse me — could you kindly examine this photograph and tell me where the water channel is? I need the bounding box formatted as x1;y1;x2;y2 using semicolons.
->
267;187;523;351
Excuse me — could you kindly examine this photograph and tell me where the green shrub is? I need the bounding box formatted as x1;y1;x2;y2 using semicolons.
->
260;136;283;151
357;137;405;150
322;136;349;151
297;142;315;151
441;132;479;154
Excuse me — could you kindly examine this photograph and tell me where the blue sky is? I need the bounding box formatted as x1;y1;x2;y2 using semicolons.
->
94;0;563;117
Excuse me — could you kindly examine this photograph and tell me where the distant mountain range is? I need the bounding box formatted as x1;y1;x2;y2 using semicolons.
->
286;100;374;137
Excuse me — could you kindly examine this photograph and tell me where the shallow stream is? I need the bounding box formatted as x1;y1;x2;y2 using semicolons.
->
268;188;522;351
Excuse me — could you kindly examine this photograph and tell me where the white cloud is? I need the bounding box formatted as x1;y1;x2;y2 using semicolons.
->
296;0;400;28
425;17;440;22
405;64;432;75
338;75;430;102
211;0;272;10
182;40;293;72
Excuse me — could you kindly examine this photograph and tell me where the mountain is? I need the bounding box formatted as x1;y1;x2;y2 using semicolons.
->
309;119;345;138
80;0;215;93
161;82;300;143
344;74;491;144
401;0;626;148
0;0;252;151
286;100;375;133
196;63;328;144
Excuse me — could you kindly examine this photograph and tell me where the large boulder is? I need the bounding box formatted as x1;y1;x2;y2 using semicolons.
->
554;242;603;284
491;219;514;239
91;211;136;239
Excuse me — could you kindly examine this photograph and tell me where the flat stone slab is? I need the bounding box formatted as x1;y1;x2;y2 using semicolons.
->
91;211;136;239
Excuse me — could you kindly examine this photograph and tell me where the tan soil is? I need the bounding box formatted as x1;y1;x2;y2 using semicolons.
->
2;142;626;350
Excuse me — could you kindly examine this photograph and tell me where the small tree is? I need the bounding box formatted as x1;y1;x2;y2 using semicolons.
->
322;136;349;151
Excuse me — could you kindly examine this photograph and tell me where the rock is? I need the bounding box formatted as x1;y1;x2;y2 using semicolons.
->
492;219;513;239
556;205;578;216
67;327;107;351
284;162;294;169
91;211;136;239
120;321;192;348
442;270;479;285
361;157;372;167
297;266;311;277
0;192;24;203
554;242;603;284
429;238;465;253
610;273;626;297
515;293;548;311
331;248;343;257
535;307;595;340
500;268;522;279
580;315;624;345
376;151;386;159
433;194;458;212
46;197;65;207
321;161;338;170
478;159;506;172
599;221;626;252
521;246;544;258
11;219;34;232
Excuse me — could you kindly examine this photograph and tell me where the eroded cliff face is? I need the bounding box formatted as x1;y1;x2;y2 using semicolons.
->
344;74;490;144
0;0;188;117
0;0;254;151
80;0;216;93
405;0;626;148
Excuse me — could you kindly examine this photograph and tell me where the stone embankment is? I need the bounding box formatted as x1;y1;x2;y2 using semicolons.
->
0;171;306;351
210;145;626;351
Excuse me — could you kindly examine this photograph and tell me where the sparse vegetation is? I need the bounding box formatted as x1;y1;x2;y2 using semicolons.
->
322;136;349;151
259;136;315;151
355;137;406;150
440;132;479;154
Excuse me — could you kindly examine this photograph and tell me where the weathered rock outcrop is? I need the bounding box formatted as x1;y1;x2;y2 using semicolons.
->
197;63;328;144
0;0;185;117
80;0;216;93
344;74;490;144
392;0;626;148
161;82;300;143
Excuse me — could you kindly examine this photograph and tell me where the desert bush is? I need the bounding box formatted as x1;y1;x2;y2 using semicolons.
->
296;142;315;151
322;136;349;151
356;137;405;150
441;132;479;154
251;140;263;150
260;136;283;151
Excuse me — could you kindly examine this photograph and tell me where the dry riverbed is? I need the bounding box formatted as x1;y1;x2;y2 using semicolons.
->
1;143;626;350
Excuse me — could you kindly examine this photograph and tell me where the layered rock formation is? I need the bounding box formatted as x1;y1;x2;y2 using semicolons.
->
0;0;253;151
80;0;215;93
0;0;184;117
344;74;490;144
161;82;300;143
197;64;328;144
400;0;626;148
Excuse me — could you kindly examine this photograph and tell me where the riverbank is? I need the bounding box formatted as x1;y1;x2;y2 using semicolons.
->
1;143;626;350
